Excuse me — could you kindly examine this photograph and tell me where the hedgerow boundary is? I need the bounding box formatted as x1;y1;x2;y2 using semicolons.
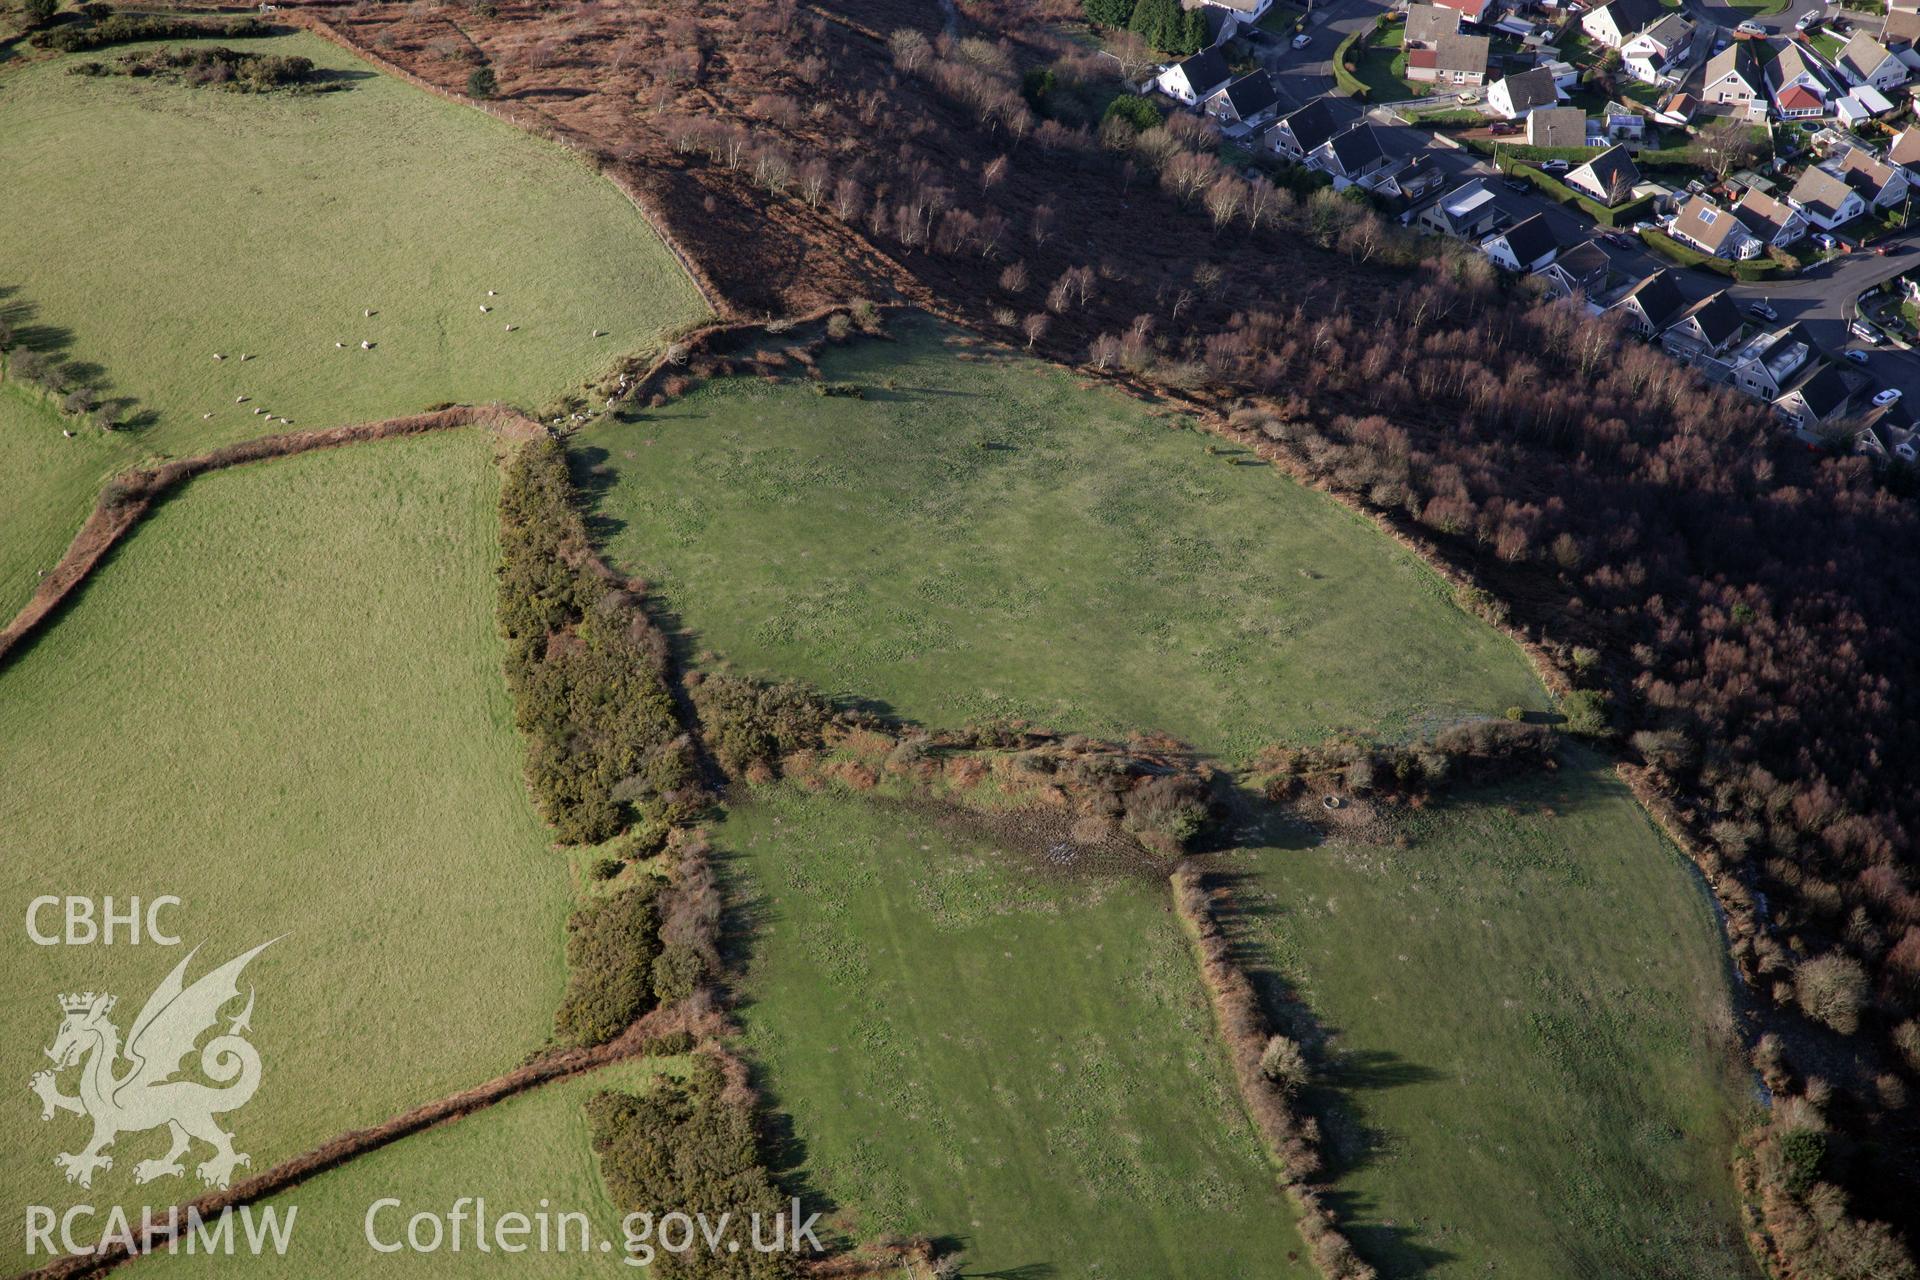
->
16;1002;722;1280
0;405;540;670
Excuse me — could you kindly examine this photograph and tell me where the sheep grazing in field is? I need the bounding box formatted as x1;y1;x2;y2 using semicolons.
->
361;340;374;350
62;429;74;439
591;329;606;337
480;305;491;313
236;395;248;403
239;354;252;362
212;353;225;361
363;309;374;318
487;290;497;297
504;324;517;332
335;341;346;349
254;407;268;415
203;412;215;419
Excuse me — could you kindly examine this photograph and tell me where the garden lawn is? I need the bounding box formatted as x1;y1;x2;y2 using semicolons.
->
1351;24;1418;101
576;317;1545;760
0;431;573;1267
0;382;128;619
136;1057;691;1278
0;30;706;459
723;786;1317;1279
1223;752;1755;1279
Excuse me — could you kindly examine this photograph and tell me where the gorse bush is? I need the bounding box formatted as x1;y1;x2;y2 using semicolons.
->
1256;719;1556;804
585;1056;797;1279
689;673;833;777
498;439;691;844
554;881;661;1047
74;44;320;92
35;13;271;52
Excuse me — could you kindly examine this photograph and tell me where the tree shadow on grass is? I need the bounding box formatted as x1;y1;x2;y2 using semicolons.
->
1204;857;1455;1277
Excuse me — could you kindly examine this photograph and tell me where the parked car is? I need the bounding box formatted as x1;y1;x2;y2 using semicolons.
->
1813;232;1839;251
1748;301;1779;321
1796;12;1821;31
1602;230;1635;247
1490;121;1519;136
1713;35;1730;51
1847;350;1870;364
1631;220;1657;233
1873;388;1903;405
1292;32;1312;48
1736;20;1768;36
1852;318;1884;344
1541;159;1571;173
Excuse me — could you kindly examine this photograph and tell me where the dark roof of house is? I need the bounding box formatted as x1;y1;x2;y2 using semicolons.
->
1497;67;1560;112
1275;97;1339;152
1569;144;1641;203
1174;48;1231;95
1677;291;1746;346
1617;268;1688;328
1550;238;1613;283
1326;124;1387;174
1591;0;1664;33
1497;212;1560;264
1836;146;1901;199
1788;364;1854;419
1734;188;1801;238
1221;71;1279;119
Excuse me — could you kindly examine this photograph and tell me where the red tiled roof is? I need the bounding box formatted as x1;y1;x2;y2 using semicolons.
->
1778;85;1822;110
1435;0;1492;20
1408;48;1439;67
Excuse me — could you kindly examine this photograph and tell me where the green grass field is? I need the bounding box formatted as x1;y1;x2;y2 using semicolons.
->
0;431;574;1265
0;28;706;609
576;318;1544;760
0;382;122;618
722;785;1317;1280
136;1057;690;1278
0;32;705;451
1222;754;1754;1279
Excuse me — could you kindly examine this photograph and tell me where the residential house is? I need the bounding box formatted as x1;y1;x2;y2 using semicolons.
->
1767;44;1834;119
1205;71;1280;128
1668;194;1761;259
1834;31;1908;91
1407;31;1491;85
1527;105;1588;147
1404;2;1461;50
1534;238;1616;306
1608;268;1689;336
1854;411;1920;465
1481;212;1561;271
1194;0;1275;18
1787;163;1869;228
1835;145;1911;209
1733;187;1811;247
1565;144;1642;206
1487;67;1561;118
1308;124;1392;189
1703;43;1769;119
1541;58;1581;90
1580;0;1664;48
1266;97;1339;160
1621;13;1695;86
1774;364;1858;435
1374;153;1448;201
1889;125;1920;176
1416;177;1515;238
1654;91;1699;124
1155;48;1232;106
1728;323;1818;399
1882;0;1920;53
1661;291;1749;358
1434;0;1497;26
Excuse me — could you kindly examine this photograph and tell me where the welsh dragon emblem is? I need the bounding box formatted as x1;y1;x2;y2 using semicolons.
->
30;940;276;1191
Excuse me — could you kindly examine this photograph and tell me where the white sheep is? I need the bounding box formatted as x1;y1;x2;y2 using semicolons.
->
236;395;249;403
480;305;491;313
487;290;497;297
213;353;225;361
504;324;517;332
361;340;374;350
336;341;346;349
364;309;374;317
591;329;606;337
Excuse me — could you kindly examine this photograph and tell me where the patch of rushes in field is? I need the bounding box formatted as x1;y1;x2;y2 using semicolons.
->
0;382;127;619
0;431;572;1265
576;316;1546;761
135;1057;692;1278
721;784;1320;1280
0;30;706;459
1224;751;1756;1279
